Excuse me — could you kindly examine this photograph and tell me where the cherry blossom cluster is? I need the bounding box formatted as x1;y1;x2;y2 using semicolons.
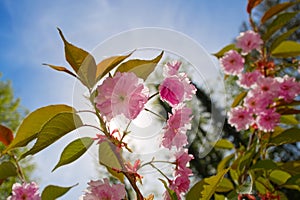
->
159;61;196;199
7;182;41;200
220;30;300;132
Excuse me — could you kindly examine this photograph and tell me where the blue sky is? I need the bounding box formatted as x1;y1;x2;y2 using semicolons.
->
0;0;248;199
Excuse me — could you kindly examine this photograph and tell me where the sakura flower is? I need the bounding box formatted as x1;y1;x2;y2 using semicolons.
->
252;76;280;99
95;72;148;121
159;76;185;106
256;109;280;132
237;70;262;89
220;50;244;75
175;149;194;170
277;76;300;102
244;92;274;113
161;127;188;149
82;178;126;200
125;159;143;181
164;60;181;76
236;30;263;54
228;106;254;131
8;182;41;200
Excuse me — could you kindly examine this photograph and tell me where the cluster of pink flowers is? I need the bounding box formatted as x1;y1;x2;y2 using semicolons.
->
8;182;41;200
220;30;300;132
95;72;149;122
159;61;196;199
81;178;126;200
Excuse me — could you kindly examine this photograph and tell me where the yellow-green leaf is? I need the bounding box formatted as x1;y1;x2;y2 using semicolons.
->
41;184;78;200
214;139;234;149
186;169;229;200
42;64;77;78
270;26;300;51
115;51;164;81
269;127;300;146
271;40;300;58
4;105;75;153
269;170;291;185
57;28;97;88
264;12;298;40
231;91;247;108
96;52;133;81
261;1;297;24
52;137;94;172
217;153;234;172
21;112;83;159
212;44;237;58
251;159;278;170
283;174;300;191
215;177;234;193
278;160;300;175
280;115;299;125
255;176;274;194
159;179;178;200
0;161;17;179
98;140;122;171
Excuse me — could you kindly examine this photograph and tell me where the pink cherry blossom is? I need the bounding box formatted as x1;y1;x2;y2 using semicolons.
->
162;127;188;149
175;149;194;170
95;72;148;121
252;76;280;98
159;76;185;106
244;92;274;113
228;106;254;131
277;76;300;102
237;70;262;89
8;182;41;200
220;50;244;75
256;109;280;132
164;60;181;76
82;178;126;200
236;30;263;54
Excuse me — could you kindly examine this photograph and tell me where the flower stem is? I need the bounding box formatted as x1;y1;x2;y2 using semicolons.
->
144;108;166;121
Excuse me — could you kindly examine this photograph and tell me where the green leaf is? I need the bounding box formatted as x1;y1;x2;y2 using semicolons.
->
106;166;125;183
0;161;17;179
261;1;297;24
42;64;77;78
269;127;300;146
214;139;234;149
264;12;298;40
21;112;83;159
280;115;299;125
4;105;75;153
278;160;300;175
115;51;164;81
283;174;300;191
251;159;278;171
238;145;257;172
231;91;247;108
96;52;133;81
215;177;234;192
0;124;13;146
270;26;300;51
98;140;122;171
269;170;291;185
217;153;234;172
186;169;229;200
214;193;225;200
57;28;97;88
52;137;94;172
41;184;78;200
271;40;300;58
212;44;237;58
159;179;178;200
255;176;274;194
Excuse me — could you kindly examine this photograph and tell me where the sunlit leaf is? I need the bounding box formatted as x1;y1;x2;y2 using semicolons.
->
106;166;125;183
270;26;300;51
0;161;17;179
0;125;13;146
217;153;234;172
269;127;300;146
96;52;133;81
215;177;234;193
42;64;77;78
4;105;75;153
231;91;247;108
278;160;300;175
159;179;178;200
98;140;123;173
261;1;297;24
214;139;234;149
247;0;263;13
251;159;278;170
269;169;291;185
52;137;94;172
115;51;164;81
57;28;97;88
21;112;83;159
283;174;300;191
186;169;229;200
214;193;225;200
271;40;300;58
41;184;78;200
212;44;237;58
264;12;298;40
280;115;299;125
255;176;274;194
